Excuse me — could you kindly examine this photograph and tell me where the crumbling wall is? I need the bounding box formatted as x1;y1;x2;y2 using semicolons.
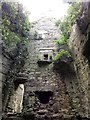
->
2;48;13;112
69;2;90;118
0;44;2;120
22;18;79;119
23;39;73;119
2;45;28;118
2;3;90;119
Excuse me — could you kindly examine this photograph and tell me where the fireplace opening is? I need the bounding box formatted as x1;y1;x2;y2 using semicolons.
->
35;91;53;104
44;54;48;60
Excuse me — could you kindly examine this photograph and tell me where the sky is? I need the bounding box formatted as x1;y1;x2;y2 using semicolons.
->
19;0;69;22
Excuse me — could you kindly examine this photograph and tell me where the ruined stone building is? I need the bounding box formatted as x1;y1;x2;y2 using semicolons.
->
1;2;90;120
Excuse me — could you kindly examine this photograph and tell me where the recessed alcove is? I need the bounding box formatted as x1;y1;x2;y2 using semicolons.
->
44;54;48;60
35;91;53;104
37;48;55;65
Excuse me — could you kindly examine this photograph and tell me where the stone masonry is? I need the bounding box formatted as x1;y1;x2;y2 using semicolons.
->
69;2;90;118
22;17;74;119
2;3;90;120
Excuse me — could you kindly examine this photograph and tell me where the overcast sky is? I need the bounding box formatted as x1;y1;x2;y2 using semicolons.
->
19;0;69;21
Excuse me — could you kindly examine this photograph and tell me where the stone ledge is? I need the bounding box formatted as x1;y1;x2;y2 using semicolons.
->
37;60;52;65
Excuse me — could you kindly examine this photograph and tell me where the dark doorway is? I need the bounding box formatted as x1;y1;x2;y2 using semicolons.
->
35;91;53;104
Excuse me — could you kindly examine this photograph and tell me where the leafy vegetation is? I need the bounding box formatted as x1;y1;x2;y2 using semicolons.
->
55;2;81;46
53;49;71;62
54;34;68;46
53;2;81;63
2;2;30;72
2;2;31;109
2;2;30;49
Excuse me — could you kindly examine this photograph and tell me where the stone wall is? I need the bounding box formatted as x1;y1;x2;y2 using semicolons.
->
23;39;72;116
0;44;2;120
22;18;79;119
1;48;12;112
2;4;90;119
2;46;28;119
69;2;90;118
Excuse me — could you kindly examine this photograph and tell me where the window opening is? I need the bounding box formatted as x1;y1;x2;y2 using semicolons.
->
44;54;48;60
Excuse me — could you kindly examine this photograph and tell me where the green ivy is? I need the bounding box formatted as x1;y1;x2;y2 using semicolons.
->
53;49;72;62
54;2;81;63
54;34;68;47
2;2;30;48
2;2;30;72
55;2;81;46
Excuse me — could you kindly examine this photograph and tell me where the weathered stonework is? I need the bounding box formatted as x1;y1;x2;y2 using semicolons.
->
69;2;90;118
2;44;28;119
2;3;90;120
22;18;78;120
2;48;12;112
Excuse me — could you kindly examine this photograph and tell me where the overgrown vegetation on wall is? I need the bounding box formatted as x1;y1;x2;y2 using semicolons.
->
53;49;72;63
54;2;81;62
2;2;30;70
2;2;30;48
55;2;81;46
2;2;30;111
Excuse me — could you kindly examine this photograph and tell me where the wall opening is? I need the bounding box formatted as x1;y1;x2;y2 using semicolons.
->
35;91;53;104
83;32;90;66
44;54;48;60
7;84;24;113
38;48;54;62
50;55;52;60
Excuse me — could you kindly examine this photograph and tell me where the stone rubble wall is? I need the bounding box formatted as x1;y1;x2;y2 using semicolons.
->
2;46;27;115
23;39;73;117
1;49;12;112
69;2;90;118
0;47;2;119
22;17;89;119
